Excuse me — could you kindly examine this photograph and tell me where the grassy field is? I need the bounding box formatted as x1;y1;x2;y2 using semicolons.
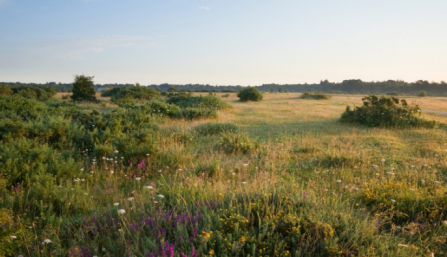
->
2;92;447;256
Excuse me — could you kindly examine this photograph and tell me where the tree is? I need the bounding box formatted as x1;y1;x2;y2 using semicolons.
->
418;90;427;97
71;75;96;102
237;87;263;102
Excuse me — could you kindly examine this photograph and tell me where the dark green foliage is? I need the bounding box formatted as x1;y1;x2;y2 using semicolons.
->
419;90;427;97
71;75;97;102
108;84;160;104
299;92;331;100
167;94;230;110
222;93;230;98
387;91;399;96
0;85;56;100
340;95;436;128
178;107;217;120
194;122;239;135
237;87;263;102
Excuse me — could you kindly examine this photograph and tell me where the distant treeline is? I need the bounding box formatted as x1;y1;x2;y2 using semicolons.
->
2;79;447;95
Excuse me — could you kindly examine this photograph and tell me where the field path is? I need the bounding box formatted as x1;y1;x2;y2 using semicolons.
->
332;98;447;116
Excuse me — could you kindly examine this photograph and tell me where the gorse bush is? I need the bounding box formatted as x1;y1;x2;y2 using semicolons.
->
299;92;331;100
108;84;160;104
419;90;427;97
167;94;230;110
0;85;56;100
218;133;259;154
237;87;263;102
340;95;436;128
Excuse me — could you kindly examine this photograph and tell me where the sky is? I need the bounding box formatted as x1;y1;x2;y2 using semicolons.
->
0;0;446;86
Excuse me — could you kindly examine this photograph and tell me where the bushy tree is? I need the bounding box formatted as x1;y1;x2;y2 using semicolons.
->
418;90;427;97
237;87;263;102
71;75;96;102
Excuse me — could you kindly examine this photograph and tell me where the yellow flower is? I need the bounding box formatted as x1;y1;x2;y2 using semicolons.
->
218;193;223;199
209;250;215;255
239;237;246;242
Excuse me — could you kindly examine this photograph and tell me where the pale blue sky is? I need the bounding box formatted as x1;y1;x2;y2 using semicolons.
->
1;0;446;85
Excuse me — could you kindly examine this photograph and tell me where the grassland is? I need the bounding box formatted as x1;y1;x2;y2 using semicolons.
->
2;92;447;256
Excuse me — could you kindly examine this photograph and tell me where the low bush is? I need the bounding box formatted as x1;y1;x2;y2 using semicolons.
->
222;93;230;98
218;133;258;154
387;92;399;96
168;95;230;110
109;85;160;104
340;95;436;128
178;107;217;120
299;92;331;100
237;87;263;102
193;122;239;135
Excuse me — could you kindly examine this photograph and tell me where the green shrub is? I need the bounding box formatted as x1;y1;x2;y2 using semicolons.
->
340;95;436;128
218;133;259;154
71;75;97;102
0;85;13;96
194;122;239;135
387;92;399;96
178;107;217;120
62;94;70;100
237;87;263;102
222;93;230;98
168;95;230;110
299;92;331;100
418;90;427;97
109;85;160;104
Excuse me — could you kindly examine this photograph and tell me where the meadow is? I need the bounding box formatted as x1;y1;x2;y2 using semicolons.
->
2;92;447;256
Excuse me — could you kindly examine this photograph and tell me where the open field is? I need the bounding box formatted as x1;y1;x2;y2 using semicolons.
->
2;92;447;256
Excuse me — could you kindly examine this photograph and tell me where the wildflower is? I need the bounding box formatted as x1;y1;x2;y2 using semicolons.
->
158;170;162;173
376;173;380;176
218;193;223;199
344;186;348;189
398;244;408;247
242;182;247;184
157;195;165;198
381;159;385;162
135;177;141;181
336;180;342;183
324;189;328;191
110;171;114;174
145;186;153;189
391;199;396;203
232;173;236;176
9;236;17;240
146;154;150;156
209;250;215;255
90;171;94;174
118;209;126;214
410;189;415;191
434;181;440;184
43;239;52;244
411;165;415;168
423;164;428;167
114;203;119;206
243;164;248;167
373;165;379;168
128;197;134;201
114;150;119;153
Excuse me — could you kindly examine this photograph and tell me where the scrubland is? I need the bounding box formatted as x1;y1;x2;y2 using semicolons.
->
2;92;447;256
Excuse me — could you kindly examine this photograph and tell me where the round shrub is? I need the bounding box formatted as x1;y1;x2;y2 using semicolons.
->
340;95;436;128
237;87;263;102
299;92;331;100
418;90;427;97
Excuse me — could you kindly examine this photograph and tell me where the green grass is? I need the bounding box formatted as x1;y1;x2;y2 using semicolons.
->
1;93;447;256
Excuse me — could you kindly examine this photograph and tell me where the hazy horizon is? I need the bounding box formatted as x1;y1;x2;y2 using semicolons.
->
1;0;446;85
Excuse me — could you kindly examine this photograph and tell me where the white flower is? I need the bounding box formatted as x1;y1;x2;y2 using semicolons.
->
9;235;17;240
411;165;415;168
255;167;258;169
423;164;428;167
81;179;85;181
243;164;248;167
410;189;415;191
158;170;162;173
145;186;153;189
127;197;134;201
391;199;396;203
135;177;141;181
344;186;348;189
336;180;342;183
146;154;150;156
118;209;126;214
114;203;119;206
434;181;440;184
232;173;236;176
398;244;408;247
157;195;165;198
381;159;385;162
102;247;106;252
242;182;247;184
114;150;119;153
43;239;52;244
376;173;380;176
324;189;328;191
110;171;114;174
90;171;94;174
372;165;378;168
